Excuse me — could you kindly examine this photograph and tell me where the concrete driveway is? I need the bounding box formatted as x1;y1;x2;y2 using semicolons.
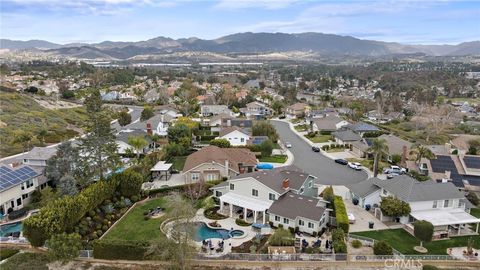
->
271;120;368;185
344;200;389;232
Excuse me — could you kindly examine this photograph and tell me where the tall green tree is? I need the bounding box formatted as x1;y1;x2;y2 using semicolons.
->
140;105;154;121
128;135;148;160
77;90;120;182
413;220;434;248
47;233;82;264
380;196;411;218
409;144;435;164
368;138;389;177
117;110;132;126
167;124;191;144
252;121;279;142
58;174;78;196
46;141;77;185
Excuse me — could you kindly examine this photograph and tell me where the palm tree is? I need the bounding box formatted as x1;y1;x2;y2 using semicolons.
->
368;138;389;177
128;135;148;160
409;144;435;165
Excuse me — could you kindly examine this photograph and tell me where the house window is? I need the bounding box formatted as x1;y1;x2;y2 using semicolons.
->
191;173;199;181
241;138;245;143
16;198;22;206
22;194;28;199
308;181;313;188
283;218;289;224
308;222;314;228
444;199;450;208
433;200;437;208
275;216;280;221
382;189;388;195
458;199;465;208
299;220;305;226
230;183;235;190
207;174;216;181
215;191;222;197
269;193;276;201
252;189;258;197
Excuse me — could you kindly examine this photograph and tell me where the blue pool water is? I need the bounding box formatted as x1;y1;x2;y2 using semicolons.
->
176;222;244;242
0;222;23;237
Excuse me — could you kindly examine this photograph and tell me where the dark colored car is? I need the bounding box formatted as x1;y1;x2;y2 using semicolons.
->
312;146;320;152
334;159;348;165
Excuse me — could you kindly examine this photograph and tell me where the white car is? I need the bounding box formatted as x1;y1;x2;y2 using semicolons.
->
348;162;362;171
285;142;292;148
383;165;407;175
348;213;356;224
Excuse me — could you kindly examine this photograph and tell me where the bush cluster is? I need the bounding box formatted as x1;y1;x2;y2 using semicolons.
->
93;239;149;260
204;206;228;220
331;228;347;253
373;240;393;255
351;239;362;249
235;218;253;227
333;196;349;233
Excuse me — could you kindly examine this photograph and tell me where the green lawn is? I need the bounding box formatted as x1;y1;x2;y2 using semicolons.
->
103;197;168;242
294;124;309;132
470;208;480;218
307;134;331;143
327;148;347;153
168;156;187;171
259;155;288;163
1;252;52;270
352;229;480;255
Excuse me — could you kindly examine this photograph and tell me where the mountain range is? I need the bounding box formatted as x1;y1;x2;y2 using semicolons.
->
1;32;479;59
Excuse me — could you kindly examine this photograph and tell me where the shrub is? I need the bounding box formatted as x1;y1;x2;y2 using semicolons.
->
268;228;294;246
373;241;393;255
47;233;82;264
288;227;295;234
112;170;144;198
321;186;334;202
131;195;139;202
210;139;231;148
235;218;252;227
93;239;149;260
466;192;479;206
380;196;411;218
333;196;349;233
204;207;228;220
331;228;347;253
333;241;347;253
351;239;362;249
414;220;434;245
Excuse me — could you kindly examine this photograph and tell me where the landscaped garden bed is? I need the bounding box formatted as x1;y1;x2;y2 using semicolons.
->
258;155;288;163
232;234;270;253
204;206;228;220
235;218;253;227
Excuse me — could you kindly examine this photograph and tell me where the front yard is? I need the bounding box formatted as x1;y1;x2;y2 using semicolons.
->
294;124;309;132
307;134;331;143
258;155;288;163
352;229;480;255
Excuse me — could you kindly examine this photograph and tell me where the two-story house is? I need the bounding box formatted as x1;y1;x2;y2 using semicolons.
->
182;146;257;182
200;105;233;117
244;101;272;119
286;103;309;118
210;166;329;234
217;127;251;146
0;165;43;215
348;175;480;239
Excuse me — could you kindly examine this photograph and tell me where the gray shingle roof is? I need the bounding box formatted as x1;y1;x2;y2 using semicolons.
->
378;134;412;156
124;113;174;131
332;129;362;142
22;147;57;160
232;165;312;194
268;191;325;221
347;177;380;197
313;115;345;131
348;122;380;133
372;175;464;202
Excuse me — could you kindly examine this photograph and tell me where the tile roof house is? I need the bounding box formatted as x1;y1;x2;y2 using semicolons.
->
183;146;257;182
210;166;328;233
347;175;480;239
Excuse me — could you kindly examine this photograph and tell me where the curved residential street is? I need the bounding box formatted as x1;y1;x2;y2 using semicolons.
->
271;120;368;185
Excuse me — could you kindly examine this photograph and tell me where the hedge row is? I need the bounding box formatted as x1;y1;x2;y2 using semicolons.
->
23;170;144;247
332;228;347;253
333;195;349;233
93;239;149;260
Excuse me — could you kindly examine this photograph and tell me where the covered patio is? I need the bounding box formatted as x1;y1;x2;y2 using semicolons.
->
219;193;272;224
150;161;173;181
405;208;480;239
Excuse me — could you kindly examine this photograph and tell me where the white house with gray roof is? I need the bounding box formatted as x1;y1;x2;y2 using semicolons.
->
348;175;480;239
210;166;328;234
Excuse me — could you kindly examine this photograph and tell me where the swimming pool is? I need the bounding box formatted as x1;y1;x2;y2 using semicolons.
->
175;222;244;242
0;221;23;237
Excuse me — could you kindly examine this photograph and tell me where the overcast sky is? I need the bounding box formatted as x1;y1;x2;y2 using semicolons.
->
1;0;479;45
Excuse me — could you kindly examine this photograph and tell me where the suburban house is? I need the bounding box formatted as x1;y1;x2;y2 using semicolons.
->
312;115;350;133
115;130;154;155
122;111;177;136
243;101;272;118
348;175;480;239
20;146;57;167
0;165;44;215
210;166;328;234
221;118;253;129
217;127;251;146
206;113;231;128
332;129;362;145
427;154;480;191
366;110;404;123
346;122;380;136
286;103;309;117
182;146;257;182
377;134;413;162
200;105;233;117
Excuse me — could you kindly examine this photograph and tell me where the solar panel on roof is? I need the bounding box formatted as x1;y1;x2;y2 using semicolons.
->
0;165;40;192
464;156;480;169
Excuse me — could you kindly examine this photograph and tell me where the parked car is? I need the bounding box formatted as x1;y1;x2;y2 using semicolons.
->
347;213;356;224
383;165;407;175
348;162;362;171
334;159;348;165
312;146;320;152
285;142;292;148
386;172;400;179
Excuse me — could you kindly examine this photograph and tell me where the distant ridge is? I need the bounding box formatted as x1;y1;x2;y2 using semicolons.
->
1;32;479;58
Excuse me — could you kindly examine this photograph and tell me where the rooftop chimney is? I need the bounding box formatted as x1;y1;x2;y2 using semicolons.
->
282;178;290;190
146;123;152;135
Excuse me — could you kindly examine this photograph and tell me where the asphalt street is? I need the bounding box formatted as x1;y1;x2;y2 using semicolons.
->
271;120;368;185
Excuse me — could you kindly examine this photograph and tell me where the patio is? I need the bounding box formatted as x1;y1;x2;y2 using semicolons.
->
218;192;272;224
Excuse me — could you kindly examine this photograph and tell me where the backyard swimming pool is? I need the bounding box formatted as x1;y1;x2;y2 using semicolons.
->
0;221;23;237
175;222;244;242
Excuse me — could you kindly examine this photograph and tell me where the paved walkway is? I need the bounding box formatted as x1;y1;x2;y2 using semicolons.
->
142;173;185;190
344;201;389;232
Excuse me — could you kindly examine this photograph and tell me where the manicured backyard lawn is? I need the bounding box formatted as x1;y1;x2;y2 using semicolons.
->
307;134;331;143
168;156;187;171
103;197;169;242
259;155;288;163
352;229;480;255
470;208;480;218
